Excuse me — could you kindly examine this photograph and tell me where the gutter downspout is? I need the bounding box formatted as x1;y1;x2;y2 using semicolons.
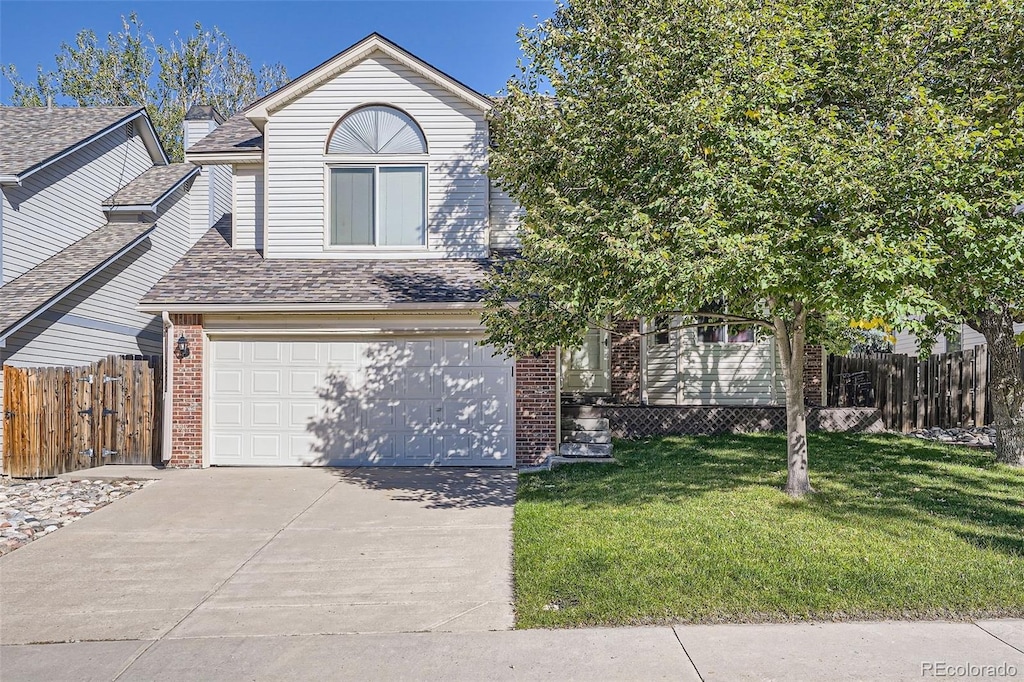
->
162;311;173;462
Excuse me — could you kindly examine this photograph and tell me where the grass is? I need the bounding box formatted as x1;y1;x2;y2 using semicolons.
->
513;432;1024;628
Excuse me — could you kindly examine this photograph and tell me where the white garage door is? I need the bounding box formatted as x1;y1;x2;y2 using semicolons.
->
209;337;514;467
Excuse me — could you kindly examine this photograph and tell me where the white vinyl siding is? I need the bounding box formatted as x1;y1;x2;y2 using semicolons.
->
644;316;784;406
264;54;489;258
1;123;153;285
232;165;264;251
488;181;522;250
894;322;1024;357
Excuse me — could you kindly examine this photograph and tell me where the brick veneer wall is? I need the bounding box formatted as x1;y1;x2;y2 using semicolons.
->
611;318;642;404
803;344;824;406
169;314;204;468
515;351;558;466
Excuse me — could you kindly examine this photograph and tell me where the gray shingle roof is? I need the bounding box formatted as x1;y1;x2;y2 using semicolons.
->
185;113;263;155
103;163;199;208
0;221;155;338
141;217;491;307
0;106;144;177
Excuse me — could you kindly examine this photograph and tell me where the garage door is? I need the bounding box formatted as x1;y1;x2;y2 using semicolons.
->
209;337;514;467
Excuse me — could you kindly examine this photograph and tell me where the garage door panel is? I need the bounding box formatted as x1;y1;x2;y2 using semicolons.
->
210;335;514;467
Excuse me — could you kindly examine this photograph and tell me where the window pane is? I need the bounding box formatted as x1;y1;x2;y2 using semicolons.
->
330;168;373;245
653;315;671;346
728;325;756;343
379;166;425;246
697;324;726;343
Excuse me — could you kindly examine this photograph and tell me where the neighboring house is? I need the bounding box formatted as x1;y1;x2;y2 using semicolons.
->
894;322;1024;357
143;34;826;470
0;105;230;464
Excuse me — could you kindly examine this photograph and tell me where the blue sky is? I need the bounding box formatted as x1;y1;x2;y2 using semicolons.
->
0;1;554;101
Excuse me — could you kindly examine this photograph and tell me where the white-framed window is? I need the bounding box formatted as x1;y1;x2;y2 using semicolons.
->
326;105;429;248
695;301;757;344
329;165;426;246
652;315;671;346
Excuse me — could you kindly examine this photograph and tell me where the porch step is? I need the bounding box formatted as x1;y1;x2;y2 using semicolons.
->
561;404;607;418
561;417;609;431
560;430;611;444
559;442;614;458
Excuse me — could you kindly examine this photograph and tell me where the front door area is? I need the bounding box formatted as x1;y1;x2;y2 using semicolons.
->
561;326;611;394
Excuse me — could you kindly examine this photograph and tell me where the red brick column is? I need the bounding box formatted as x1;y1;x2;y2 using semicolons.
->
515;351;558;466
169;314;204;468
611;318;642;404
803;344;824;406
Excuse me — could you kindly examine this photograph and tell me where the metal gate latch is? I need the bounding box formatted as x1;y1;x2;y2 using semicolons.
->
80;449;94;458
101;449;118;457
102;408;116;416
103;376;122;383
77;375;94;384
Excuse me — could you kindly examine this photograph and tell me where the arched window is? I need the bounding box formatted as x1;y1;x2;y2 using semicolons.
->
326;105;428;248
327;105;427;155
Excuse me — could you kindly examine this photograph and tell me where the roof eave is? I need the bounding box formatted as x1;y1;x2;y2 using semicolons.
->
138;301;485;314
185;151;264;165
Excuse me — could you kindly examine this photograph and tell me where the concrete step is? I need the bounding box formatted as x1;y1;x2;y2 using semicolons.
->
560;430;611;444
561;405;606;418
559;442;614;458
561;417;609;431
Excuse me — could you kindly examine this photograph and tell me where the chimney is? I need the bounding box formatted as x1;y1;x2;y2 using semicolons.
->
183;105;230;244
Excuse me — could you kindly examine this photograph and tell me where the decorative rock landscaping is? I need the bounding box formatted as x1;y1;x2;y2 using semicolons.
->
0;477;149;555
909;426;996;448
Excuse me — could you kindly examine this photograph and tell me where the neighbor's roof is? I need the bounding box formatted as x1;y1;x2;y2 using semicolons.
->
141;217;491;309
185;113;264;155
0;106;148;178
0;221;156;340
103;163;199;210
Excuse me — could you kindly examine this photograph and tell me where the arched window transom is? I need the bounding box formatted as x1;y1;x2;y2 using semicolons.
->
327;105;427;155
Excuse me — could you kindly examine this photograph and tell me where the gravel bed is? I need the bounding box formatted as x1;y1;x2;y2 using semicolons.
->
0;477;150;555
909;426;996;448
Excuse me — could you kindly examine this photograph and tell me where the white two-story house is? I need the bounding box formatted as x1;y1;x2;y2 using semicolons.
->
144;34;824;470
0;105;229;465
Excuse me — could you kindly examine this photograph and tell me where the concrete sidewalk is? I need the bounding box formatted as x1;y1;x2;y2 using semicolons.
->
2;619;1023;681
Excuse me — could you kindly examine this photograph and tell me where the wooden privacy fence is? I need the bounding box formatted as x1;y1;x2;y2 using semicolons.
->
827;346;1024;432
3;355;161;478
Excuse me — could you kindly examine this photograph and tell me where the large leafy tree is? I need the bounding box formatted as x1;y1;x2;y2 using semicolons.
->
483;0;942;496
2;13;288;160
887;0;1024;465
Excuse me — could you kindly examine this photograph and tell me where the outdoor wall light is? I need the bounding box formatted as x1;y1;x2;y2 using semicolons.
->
175;334;190;359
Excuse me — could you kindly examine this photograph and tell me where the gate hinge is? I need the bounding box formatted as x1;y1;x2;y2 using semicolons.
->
80;448;94;458
102;407;116;416
77;374;94;384
78;407;93;416
103;376;122;384
101;449;118;457
3;410;14;419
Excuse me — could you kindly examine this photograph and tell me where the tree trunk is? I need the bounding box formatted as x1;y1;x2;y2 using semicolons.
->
773;303;814;497
974;300;1024;466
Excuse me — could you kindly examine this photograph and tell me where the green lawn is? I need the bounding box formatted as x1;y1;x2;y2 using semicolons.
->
514;433;1024;628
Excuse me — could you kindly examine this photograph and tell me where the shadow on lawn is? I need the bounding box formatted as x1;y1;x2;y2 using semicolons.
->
520;432;1024;557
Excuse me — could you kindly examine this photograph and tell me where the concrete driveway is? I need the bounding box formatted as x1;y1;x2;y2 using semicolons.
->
0;467;515;646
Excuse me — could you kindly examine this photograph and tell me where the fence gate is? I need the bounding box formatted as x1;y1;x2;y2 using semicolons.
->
3;355;161;478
